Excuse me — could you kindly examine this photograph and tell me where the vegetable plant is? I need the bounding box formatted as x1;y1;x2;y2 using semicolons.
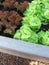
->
42;31;49;46
38;31;45;44
14;25;38;43
22;16;41;32
14;0;49;46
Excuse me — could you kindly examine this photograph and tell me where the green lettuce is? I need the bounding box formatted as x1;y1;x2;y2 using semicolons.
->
24;0;49;25
14;25;38;43
22;16;41;31
42;31;49;46
38;31;45;43
38;30;49;46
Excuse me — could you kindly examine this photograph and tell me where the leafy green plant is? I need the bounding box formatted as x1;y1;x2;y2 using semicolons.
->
14;25;38;43
42;31;49;46
38;30;49;46
24;0;49;25
22;16;41;31
38;31;45;43
14;0;49;46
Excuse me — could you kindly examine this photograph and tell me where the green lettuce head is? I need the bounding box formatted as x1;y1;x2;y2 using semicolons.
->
42;31;49;46
22;16;41;32
14;24;38;43
38;30;49;46
38;31;45;43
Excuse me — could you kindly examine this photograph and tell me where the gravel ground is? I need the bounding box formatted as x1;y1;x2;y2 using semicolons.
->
0;52;48;65
0;52;31;65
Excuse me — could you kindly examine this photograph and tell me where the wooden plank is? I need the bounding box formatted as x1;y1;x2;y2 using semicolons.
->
0;36;49;63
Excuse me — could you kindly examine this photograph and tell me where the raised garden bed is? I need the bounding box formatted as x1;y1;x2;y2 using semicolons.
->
0;0;49;64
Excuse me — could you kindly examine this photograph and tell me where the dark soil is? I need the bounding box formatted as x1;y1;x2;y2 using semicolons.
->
0;52;31;65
